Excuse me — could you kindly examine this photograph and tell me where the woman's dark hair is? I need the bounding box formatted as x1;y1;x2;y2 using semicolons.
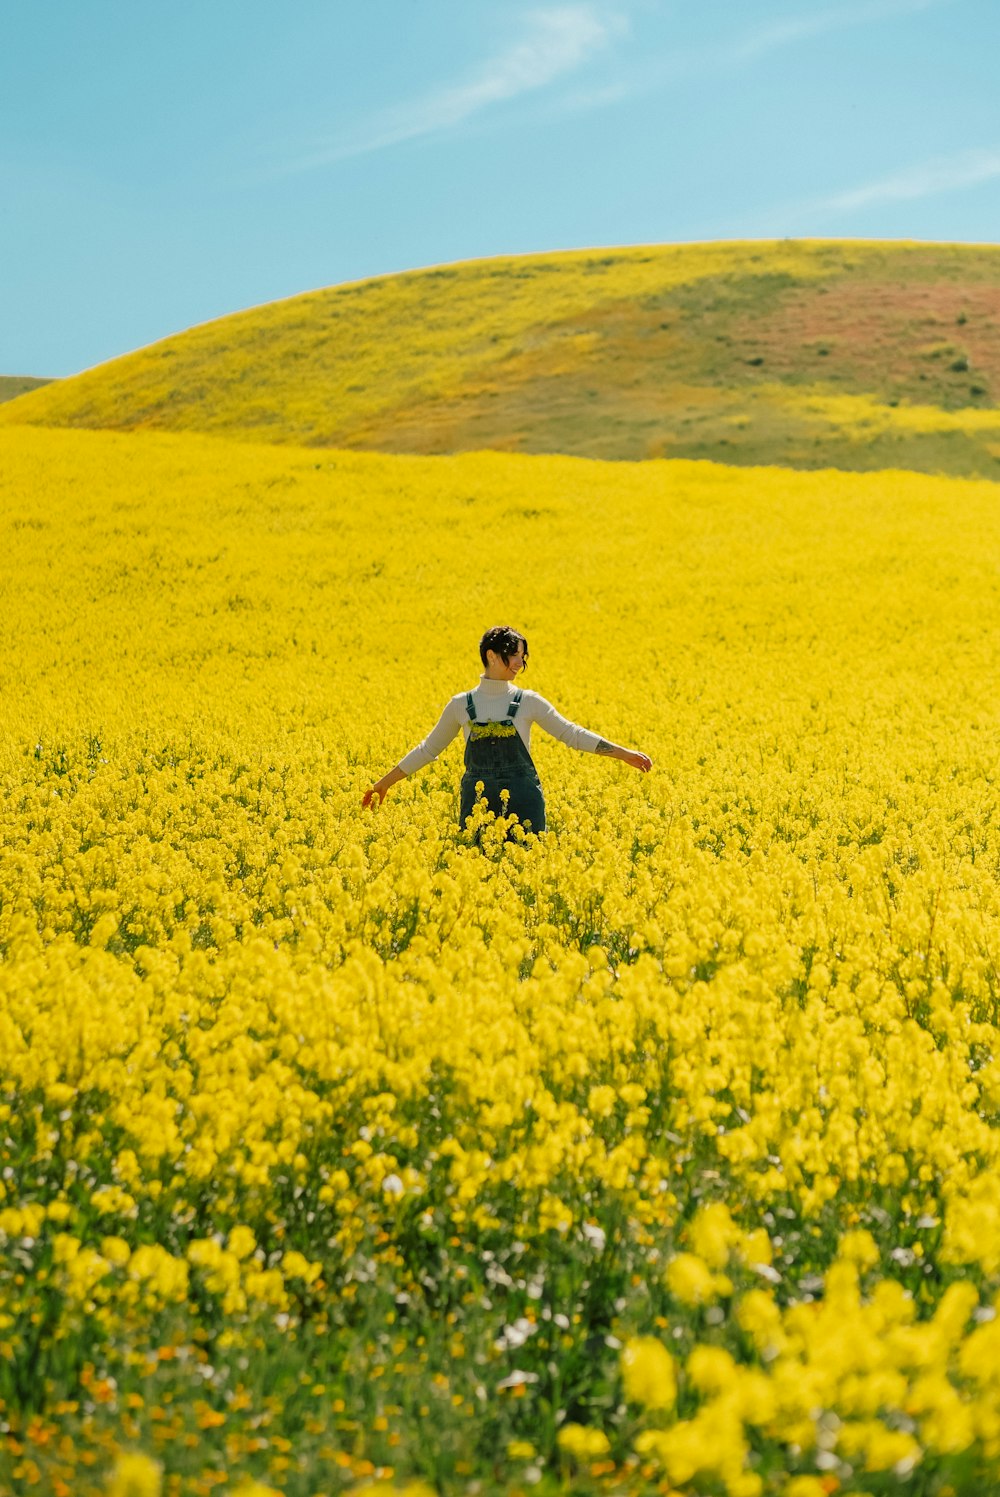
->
480;625;528;670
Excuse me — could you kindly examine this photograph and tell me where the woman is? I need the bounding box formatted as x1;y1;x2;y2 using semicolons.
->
362;625;652;833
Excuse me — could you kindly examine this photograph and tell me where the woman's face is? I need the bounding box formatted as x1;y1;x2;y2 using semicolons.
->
491;643;525;679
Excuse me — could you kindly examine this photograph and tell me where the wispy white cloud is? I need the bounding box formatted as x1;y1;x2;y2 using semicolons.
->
800;146;1000;218
288;6;626;171
537;0;956;123
274;0;955;177
722;0;953;67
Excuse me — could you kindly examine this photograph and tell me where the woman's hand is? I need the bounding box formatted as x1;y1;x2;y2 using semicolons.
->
597;739;652;772
620;748;652;772
362;766;405;808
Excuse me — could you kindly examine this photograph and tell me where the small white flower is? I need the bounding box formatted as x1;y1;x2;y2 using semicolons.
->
581;1221;606;1253
382;1173;404;1196
495;1316;537;1351
496;1370;539;1389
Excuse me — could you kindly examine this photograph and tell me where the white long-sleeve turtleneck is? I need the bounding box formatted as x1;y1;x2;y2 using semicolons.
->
397;677;603;776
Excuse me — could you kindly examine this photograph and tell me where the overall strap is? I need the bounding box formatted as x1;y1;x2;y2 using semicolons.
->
507;689;524;722
465;692;477;721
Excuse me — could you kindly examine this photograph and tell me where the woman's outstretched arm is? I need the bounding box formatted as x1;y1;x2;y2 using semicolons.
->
362;697;464;807
526;694;652;772
362;765;406;807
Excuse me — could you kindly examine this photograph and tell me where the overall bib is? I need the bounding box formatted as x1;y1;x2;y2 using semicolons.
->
459;689;546;833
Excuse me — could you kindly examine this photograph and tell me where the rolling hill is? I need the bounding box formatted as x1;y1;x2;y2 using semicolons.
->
4;240;1000;477
0;375;52;404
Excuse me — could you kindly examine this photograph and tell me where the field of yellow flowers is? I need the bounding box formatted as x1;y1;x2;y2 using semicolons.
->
5;423;1000;1496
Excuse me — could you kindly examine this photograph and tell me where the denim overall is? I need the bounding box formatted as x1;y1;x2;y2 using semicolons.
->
459;689;546;833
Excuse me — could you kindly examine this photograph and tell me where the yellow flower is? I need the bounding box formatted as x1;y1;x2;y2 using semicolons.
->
348;1484;436;1497
838;1419;922;1472
686;1343;737;1396
688;1201;741;1268
105;1451;162;1497
557;1423;611;1458
837;1228;880;1269
665;1252;723;1306
587;1084;617;1119
739;1227;773;1267
280;1249;322;1285
621;1336;676;1409
635;1403;750;1489
733;1281;778;1353
227;1224;257;1260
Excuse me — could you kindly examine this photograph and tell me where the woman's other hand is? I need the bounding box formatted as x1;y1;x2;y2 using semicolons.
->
362;766;405;808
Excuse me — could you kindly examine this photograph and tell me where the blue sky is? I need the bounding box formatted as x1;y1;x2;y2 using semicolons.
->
3;0;998;377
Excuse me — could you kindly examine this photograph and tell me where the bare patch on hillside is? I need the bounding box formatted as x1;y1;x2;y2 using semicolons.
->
0;375;53;405
731;281;1000;407
328;266;1000;475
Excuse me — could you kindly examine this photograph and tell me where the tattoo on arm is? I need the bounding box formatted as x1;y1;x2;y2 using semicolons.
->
595;739;617;756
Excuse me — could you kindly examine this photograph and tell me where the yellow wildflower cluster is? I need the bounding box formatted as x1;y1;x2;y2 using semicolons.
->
468;721;518;739
3;422;1000;1494
624;1249;1000;1492
778;386;1000;439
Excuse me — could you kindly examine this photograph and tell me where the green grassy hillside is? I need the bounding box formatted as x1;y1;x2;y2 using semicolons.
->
0;375;52;404
4;241;1000;477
